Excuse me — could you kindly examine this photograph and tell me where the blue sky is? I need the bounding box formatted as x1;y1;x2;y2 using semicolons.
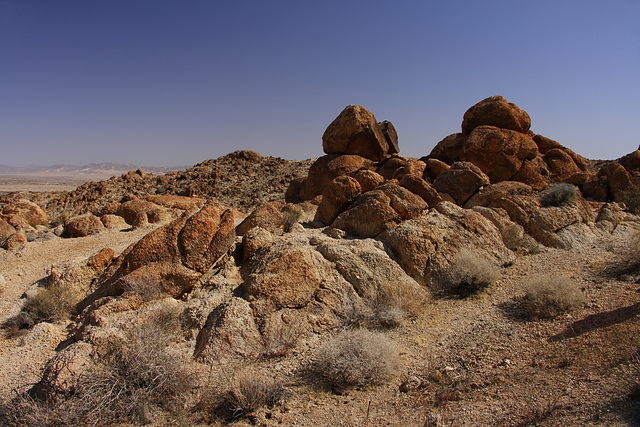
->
1;1;639;166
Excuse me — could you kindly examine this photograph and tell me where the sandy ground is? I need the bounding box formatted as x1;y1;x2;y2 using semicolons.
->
0;221;639;426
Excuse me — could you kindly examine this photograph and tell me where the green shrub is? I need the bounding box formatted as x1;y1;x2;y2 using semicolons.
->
439;250;500;297
521;274;585;319
315;329;399;388
540;183;579;207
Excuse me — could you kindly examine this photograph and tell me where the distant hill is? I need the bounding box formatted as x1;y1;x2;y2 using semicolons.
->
0;163;188;175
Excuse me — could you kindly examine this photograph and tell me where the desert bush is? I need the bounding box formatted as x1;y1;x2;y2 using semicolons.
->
623;186;640;214
49;211;69;228
349;285;430;329
315;329;399;388
121;275;161;302
439;250;500;297
281;207;302;232
521;274;585;319
539;183;579;207
3;284;76;335
0;310;191;426
218;373;289;419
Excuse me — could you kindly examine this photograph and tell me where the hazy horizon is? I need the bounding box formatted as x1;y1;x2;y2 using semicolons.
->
2;1;639;167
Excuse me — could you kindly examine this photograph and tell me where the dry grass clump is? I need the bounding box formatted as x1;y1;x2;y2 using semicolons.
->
315;329;399;389
218;373;289;419
540;183;579;207
0;309;191;426
3;284;76;336
439;250;500;297
351;284;430;329
281;207;302;232
521;274;585;319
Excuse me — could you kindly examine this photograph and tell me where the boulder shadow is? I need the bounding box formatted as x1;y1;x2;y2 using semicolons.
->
550;302;640;342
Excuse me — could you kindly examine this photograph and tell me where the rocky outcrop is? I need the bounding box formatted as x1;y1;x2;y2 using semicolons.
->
382;201;513;291
0;199;48;229
79;200;236;309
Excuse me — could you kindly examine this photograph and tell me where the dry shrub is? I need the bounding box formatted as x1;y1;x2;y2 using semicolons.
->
3;284;76;336
0;308;191;426
352;284;430;329
315;329;399;388
540;183;579;207
218;372;289;419
281;208;302;232
439;250;500;297
624;187;640;214
521;274;585;319
121;275;162;302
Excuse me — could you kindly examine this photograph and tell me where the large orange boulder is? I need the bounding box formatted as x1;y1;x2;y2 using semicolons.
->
427;133;466;165
295;154;373;201
322;105;391;161
64;213;105;237
598;162;635;202
236;201;284;236
460;126;539;183
315;176;362;225
461;95;531;136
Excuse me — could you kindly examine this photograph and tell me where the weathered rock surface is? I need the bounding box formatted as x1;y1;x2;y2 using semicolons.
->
382;201;514;290
236;201;284;236
461;95;531;136
314;175;362;225
322;105;390;162
64;213;105;237
433;161;490;205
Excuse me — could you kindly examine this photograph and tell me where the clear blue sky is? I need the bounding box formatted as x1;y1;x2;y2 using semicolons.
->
1;0;639;166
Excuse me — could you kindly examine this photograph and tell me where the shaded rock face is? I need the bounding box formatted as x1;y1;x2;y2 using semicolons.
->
322;105;393;162
433;161;490;205
79;200;236;309
382;201;514;290
461;95;531;136
315;175;362;226
598;162;635;202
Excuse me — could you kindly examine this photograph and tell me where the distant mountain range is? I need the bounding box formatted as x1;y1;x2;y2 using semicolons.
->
0;163;188;175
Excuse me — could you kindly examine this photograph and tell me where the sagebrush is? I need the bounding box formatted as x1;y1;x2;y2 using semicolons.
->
439;250;500;297
540;183;579;207
521;274;585;319
315;329;399;388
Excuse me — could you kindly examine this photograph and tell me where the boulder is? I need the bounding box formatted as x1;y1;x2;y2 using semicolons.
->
297;154;373;201
377;156;426;180
3;231;27;251
1;199;48;227
322;105;390;161
433;161;490;205
143;194;207;211
242;226;276;262
423;158;451;182
582;179;609;202
460;125;539;183
399;175;443;207
618;150;640;172
544;148;582;180
331;183;427;238
510;157;549;190
79;200;236;309
378;120;399;154
236;201;284;236
64;213;105;237
598;162;635;202
533;134;588;171
116;198;170;225
427;133;466;165
382;201;514;289
351;169;385;193
315;175;362;225
100;214;128;229
529;199;595;248
461;95;531;135
0;219;16;243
